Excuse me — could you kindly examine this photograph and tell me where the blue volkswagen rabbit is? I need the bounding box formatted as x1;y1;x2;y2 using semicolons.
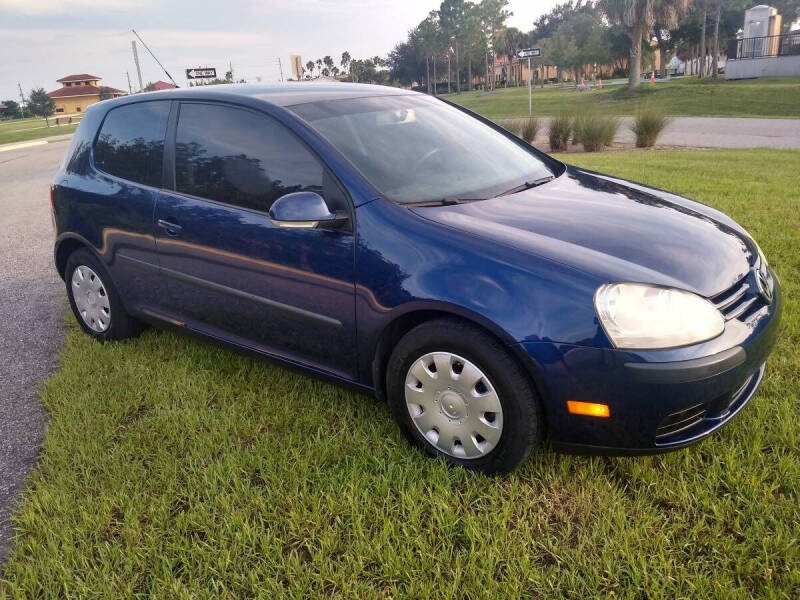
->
51;83;781;473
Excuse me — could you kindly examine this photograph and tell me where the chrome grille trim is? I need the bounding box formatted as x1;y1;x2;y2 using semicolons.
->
714;283;749;312
711;274;767;323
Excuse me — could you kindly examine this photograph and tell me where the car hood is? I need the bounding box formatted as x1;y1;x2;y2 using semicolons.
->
410;166;754;298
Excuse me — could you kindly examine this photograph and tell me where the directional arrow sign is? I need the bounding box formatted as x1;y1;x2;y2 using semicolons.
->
185;68;217;79
518;48;541;58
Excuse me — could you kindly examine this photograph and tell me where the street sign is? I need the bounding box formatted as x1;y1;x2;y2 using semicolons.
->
185;68;216;79
518;48;541;58
517;49;541;115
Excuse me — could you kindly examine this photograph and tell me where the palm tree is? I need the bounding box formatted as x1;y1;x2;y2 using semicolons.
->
316;58;323;75
323;55;334;73
340;51;352;79
305;60;315;78
601;0;689;88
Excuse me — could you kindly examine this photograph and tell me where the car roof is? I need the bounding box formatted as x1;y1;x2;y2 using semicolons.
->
104;82;418;109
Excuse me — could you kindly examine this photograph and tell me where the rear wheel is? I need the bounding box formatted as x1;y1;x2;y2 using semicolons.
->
386;318;542;474
65;249;142;342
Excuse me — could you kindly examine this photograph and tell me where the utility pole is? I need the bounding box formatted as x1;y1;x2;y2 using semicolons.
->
229;61;234;81
277;57;284;82
17;82;25;118
131;40;144;92
126;72;133;94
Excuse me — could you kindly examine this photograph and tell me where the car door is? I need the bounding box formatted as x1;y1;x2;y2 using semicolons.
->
85;100;171;311
151;102;356;379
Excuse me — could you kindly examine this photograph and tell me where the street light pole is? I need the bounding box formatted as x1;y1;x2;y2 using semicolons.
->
527;57;532;115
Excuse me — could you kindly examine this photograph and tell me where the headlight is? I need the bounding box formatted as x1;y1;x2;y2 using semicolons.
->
594;283;724;349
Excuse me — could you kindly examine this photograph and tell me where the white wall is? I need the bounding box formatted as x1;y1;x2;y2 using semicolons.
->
726;54;800;78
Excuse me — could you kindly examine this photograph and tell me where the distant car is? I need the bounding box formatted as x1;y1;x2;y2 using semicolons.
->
51;83;781;474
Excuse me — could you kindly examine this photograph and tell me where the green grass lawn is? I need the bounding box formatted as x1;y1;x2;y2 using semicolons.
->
444;76;800;119
0;117;79;145
1;149;799;598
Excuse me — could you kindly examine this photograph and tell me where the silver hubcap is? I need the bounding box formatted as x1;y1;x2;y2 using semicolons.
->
71;265;111;333
404;352;503;459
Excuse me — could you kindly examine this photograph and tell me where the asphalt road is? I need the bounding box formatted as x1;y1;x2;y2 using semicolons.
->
0;140;67;563
615;116;800;149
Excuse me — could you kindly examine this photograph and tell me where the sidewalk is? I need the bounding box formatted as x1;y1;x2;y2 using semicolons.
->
0;134;73;153
534;116;800;149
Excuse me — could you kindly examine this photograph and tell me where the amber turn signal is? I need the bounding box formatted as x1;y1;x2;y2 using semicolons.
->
567;401;610;418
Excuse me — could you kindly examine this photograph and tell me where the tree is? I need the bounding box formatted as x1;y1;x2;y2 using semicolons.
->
305;60;315;77
323;55;334;73
388;39;425;86
28;87;54;117
0;99;22;119
601;0;689;88
439;0;474;93
541;27;580;82
478;0;512;91
340;51;352;77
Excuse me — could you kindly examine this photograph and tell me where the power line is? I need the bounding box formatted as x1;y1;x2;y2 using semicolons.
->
131;28;178;87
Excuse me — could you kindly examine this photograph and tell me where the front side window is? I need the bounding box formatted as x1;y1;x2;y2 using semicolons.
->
174;103;324;212
290;94;555;204
93;101;169;187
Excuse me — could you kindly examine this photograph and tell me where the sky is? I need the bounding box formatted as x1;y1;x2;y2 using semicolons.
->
0;0;561;101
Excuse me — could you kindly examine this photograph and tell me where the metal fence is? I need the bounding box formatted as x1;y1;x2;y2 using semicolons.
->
728;32;800;60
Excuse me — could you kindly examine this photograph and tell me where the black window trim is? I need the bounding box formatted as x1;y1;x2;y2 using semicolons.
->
164;100;355;230
90;99;173;192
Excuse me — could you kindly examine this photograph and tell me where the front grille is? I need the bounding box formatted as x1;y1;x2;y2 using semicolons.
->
711;275;767;323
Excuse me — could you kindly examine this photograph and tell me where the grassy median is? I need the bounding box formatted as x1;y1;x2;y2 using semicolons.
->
0;117;78;145
445;76;800;119
1;149;798;598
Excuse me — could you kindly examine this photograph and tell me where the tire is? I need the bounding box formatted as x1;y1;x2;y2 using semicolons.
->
65;248;143;342
386;318;542;475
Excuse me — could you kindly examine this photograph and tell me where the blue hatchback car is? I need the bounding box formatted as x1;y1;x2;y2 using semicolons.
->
52;83;781;473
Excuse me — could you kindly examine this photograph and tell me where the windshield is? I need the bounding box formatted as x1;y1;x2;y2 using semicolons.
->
289;94;554;204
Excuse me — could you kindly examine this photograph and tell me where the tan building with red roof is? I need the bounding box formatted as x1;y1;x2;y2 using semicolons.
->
143;80;178;91
46;74;125;115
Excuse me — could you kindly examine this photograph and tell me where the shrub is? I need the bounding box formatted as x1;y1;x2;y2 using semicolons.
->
497;118;522;136
520;117;540;143
632;102;671;147
497;117;540;144
548;113;572;151
573;111;620;152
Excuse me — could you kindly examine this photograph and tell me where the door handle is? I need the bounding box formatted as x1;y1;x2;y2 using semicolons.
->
157;219;182;235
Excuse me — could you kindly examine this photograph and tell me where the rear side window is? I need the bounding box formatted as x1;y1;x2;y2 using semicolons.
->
174;103;323;212
94;101;170;187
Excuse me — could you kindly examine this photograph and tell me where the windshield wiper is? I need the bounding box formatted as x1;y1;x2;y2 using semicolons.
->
405;197;484;207
496;175;554;198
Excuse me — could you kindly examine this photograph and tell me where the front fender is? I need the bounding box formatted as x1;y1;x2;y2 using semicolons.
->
354;198;606;385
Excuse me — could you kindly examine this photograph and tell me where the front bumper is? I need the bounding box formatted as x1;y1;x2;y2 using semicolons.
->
518;278;782;454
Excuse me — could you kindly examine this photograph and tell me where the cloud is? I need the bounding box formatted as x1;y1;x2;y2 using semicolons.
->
0;0;148;15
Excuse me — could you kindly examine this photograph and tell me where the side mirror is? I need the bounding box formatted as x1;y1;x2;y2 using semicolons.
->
268;192;346;229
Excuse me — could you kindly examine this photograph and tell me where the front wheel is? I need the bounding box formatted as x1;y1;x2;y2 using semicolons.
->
386;318;542;475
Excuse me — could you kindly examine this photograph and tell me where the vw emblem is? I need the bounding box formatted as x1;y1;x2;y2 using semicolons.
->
755;266;773;304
